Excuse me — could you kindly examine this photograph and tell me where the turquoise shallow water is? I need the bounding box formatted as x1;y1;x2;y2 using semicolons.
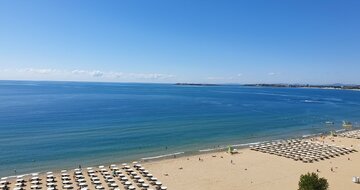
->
0;81;359;177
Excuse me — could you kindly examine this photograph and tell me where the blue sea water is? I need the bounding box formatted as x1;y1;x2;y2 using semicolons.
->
0;81;360;177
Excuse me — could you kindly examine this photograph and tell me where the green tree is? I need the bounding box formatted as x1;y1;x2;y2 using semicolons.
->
298;172;329;190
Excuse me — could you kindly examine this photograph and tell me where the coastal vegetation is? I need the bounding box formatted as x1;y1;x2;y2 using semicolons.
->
298;172;329;190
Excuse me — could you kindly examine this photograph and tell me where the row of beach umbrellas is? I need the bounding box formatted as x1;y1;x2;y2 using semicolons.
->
0;161;168;190
338;129;360;139
250;139;356;163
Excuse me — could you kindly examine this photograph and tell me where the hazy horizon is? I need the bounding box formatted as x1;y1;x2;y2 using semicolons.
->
1;1;359;84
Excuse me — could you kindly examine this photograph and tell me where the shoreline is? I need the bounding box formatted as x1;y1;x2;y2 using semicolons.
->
3;132;360;190
1;130;331;179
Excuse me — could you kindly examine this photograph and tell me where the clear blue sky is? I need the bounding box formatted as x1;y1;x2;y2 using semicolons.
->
0;0;359;84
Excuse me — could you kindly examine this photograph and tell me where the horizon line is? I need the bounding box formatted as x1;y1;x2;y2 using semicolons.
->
0;79;359;86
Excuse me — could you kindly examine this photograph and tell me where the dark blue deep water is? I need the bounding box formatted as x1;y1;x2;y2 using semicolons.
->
0;81;360;176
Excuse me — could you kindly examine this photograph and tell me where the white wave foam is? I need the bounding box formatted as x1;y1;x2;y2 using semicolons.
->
199;141;269;152
335;129;346;133
302;133;323;138
141;152;185;161
199;147;226;152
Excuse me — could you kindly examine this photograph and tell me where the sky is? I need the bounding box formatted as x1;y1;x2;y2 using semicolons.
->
0;0;359;84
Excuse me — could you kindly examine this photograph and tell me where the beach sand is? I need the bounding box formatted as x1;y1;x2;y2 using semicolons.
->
4;136;360;190
144;136;360;190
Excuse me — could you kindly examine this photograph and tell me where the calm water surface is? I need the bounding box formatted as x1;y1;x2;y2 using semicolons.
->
0;81;359;176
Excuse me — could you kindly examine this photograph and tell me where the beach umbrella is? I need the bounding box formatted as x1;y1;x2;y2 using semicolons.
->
46;178;54;182
61;170;67;173
125;181;132;185
31;173;39;176
75;174;84;178
31;180;40;184
30;185;39;189
86;167;92;170
151;177;158;181
77;178;86;182
104;175;112;179
107;179;115;183
99;165;105;169
79;182;87;186
155;181;162;186
47;183;55;187
161;186;167;190
134;175;141;180
135;164;142;168
63;185;72;189
112;167;119;170
128;186;136;190
47;174;54;178
95;185;104;189
142;183;149;188
110;183;118;187
130;172;137;176
16;178;24;182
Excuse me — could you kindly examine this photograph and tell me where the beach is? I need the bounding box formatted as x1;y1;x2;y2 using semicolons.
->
144;136;360;190
2;135;360;190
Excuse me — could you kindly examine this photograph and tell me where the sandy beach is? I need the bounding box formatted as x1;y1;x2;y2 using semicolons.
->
144;136;360;190
2;135;360;190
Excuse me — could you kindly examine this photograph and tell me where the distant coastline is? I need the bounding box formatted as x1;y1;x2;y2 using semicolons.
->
174;83;219;86
243;84;360;91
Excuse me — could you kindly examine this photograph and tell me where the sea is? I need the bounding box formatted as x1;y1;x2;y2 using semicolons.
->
0;81;359;177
